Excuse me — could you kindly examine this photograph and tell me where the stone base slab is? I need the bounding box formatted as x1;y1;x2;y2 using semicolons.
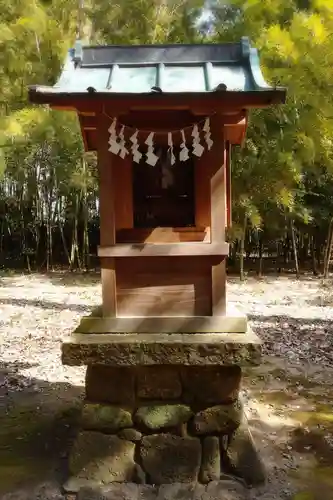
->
62;330;261;367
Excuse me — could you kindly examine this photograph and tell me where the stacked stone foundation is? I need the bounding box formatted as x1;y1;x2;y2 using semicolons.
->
65;364;265;491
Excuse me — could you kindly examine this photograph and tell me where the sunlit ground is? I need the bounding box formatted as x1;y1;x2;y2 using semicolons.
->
1;271;333;499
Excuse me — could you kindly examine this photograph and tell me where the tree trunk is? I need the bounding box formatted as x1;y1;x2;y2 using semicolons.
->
323;218;333;278
311;234;318;276
0;217;4;256
239;215;247;281
26;254;31;273
82;159;90;271
290;216;299;278
70;194;82;270
82;203;90;270
258;233;264;277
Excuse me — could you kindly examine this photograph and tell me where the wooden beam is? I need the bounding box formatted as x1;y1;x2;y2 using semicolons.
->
98;242;229;257
78;111;247;135
78;114;97;129
116;227;210;244
29;89;286;115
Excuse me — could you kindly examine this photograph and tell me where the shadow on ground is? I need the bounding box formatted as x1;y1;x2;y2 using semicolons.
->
0;297;91;314
243;354;333;500
0;360;84;497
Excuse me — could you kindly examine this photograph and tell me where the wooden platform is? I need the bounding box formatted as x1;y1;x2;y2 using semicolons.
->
74;304;247;334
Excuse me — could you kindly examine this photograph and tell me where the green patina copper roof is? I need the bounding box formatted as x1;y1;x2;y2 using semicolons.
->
29;37;286;99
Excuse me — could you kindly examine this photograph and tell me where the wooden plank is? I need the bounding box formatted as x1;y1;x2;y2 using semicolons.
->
116;227;210;243
97;114;117;316
74;314;248;334
116;256;213;317
116;272;211;317
98;242;229;257
212;258;227;315
100;258;117;315
116;256;217;274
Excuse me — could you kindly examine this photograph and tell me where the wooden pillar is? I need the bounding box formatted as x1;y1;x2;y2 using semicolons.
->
226;140;232;228
210;116;227;315
195;154;211;229
97;114;117;316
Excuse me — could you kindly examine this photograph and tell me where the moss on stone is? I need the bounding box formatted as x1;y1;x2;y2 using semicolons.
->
118;428;142;442
81;403;133;432
135;404;192;430
193;401;242;435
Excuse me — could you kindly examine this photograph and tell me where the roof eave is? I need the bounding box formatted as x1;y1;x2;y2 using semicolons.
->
28;85;286;109
248;48;287;97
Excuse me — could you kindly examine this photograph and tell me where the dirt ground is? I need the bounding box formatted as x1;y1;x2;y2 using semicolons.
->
1;272;333;500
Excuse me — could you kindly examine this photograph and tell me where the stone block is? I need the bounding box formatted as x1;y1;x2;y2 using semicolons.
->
203;480;247;500
118;428;142;442
137;485;158;500
85;365;135;404
135;405;192;431
157;483;205;500
226;414;266;486
68;432;136;486
77;483;139;500
77;484;158;500
134;464;146;484
181;366;241;404
61;332;261;367
140;434;201;484
199;437;221;483
81;403;132;433
192;401;242;435
137;366;181;399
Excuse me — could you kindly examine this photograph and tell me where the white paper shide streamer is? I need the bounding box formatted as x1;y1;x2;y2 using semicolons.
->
168;132;176;166
191;124;204;157
203;118;213;150
179;130;189;162
118;126;129;159
107;115;214;163
129;130;142;163
145;132;159;166
108;118;120;155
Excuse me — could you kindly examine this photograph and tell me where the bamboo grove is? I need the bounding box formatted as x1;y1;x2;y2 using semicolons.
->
1;0;333;277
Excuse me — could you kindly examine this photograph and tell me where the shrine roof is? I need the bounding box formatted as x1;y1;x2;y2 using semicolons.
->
28;38;286;103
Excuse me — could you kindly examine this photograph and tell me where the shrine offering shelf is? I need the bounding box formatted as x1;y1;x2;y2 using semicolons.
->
98;242;229;258
116;227;210;244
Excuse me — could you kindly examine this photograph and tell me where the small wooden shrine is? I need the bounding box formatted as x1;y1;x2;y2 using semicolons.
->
29;38;286;493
